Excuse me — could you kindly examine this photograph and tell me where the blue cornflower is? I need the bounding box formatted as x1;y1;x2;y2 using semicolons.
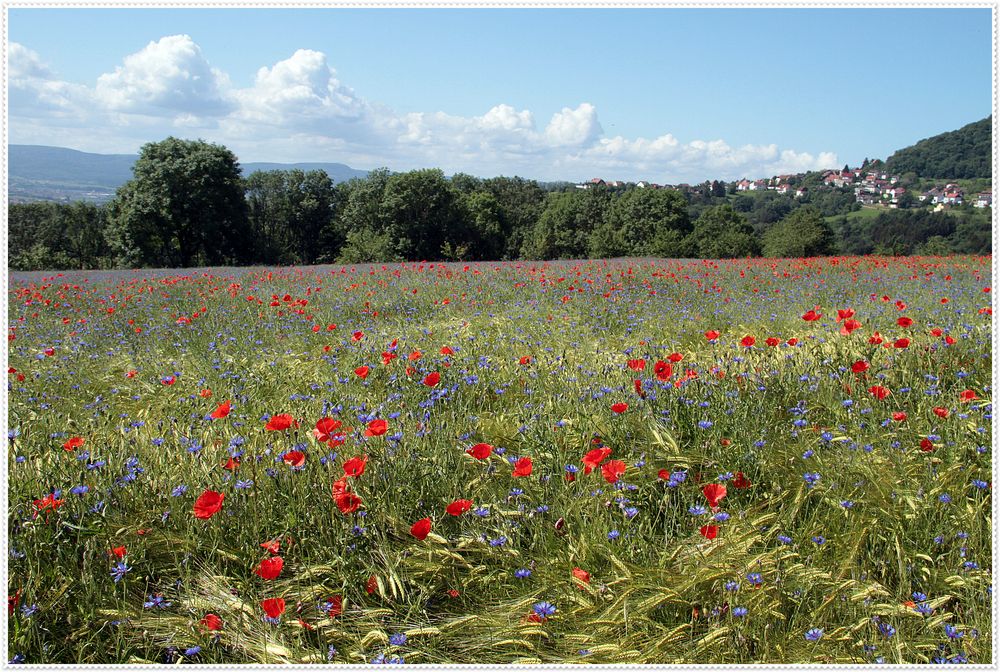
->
70;484;89;496
697;420;713;430
713;512;730;522
143;594;171;609
607;530;620;540
327;646;338;661
19;604;38;618
533;601;557;618
389;633;407;647
912;591;927;601
804;628;824;641
938;494;952;504
235;479;254;490
110;562;131;583
183;646;201;657
971;480;989;489
944;624;964;639
777;534;793;544
746;572;763;586
171;485;187;497
803;472;821;488
489;536;507;547
9;654;25;664
688;505;708;516
802;449;815;459
623;507;638;519
732;606;748;617
472;506;490;517
812;536;826;545
515;568;532;579
724;581;740;591
840;500;854;509
877;622;896;638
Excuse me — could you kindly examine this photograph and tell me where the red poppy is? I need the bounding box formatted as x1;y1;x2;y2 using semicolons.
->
610;402;628;414
355;366;370;379
960;389;977;403
265;414;298;431
657;469;671;480
653;361;672;381
869;332;884;345
705;330;720;340
199;388;212;398
466;443;493;460
512;456;533;477
62;436;85;452
255;556;284;580
410;517;432;540
446;589;460;598
740;335;756;347
313;417;343;443
932;407;949;418
851;360;869;374
193;490;225;519
582;447;612;475
423;372;441;387
519;356;532;365
331;477;349;497
260;539;282;555
572;567;591;585
335;491;363;515
627;358;646;371
786;337;798;346
601;459;626;484
446;499;472;516
223;456;240;471
840;319;862;336
366;575;378;595
200;613;223;631
283;451;305;468
835;308;855;323
110;545;127;559
801;309;822;322
765;337;779;347
702;483;727;508
892;412;907;422
210;400;231;419
352;331;364;342
364;419;388;437
634;379;645;398
161;375;175;385
440;346;455;355
409;351;422;361
260;597;286;619
893;338;910;349
699;525;719;540
944;335;956;345
897;316;913;328
920;437;935;452
343;455;368;478
868;385;890;400
930;328;943;337
325;595;343;617
732;471;752;489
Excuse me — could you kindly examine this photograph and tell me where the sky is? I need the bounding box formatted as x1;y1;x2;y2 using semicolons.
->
7;7;993;183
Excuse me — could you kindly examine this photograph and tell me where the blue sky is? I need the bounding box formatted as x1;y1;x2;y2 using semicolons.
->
8;8;993;182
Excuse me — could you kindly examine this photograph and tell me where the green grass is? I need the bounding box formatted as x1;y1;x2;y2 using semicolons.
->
6;256;992;664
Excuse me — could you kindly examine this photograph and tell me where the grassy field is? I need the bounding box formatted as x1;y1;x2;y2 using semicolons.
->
6;256;993;664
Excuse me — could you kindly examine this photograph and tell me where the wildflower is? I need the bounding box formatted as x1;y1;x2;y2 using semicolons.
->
143;594;172;609
110;561;131;583
732;607;748;617
804;628;824;641
515;568;532;579
389;633;408;647
532;601;557;618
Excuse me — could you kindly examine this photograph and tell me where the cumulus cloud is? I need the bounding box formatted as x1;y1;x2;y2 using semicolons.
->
8;36;839;181
95;35;232;115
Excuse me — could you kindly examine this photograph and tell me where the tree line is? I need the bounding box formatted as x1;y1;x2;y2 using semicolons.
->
9;137;992;271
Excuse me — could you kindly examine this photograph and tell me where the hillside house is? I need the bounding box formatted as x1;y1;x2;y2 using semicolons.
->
795;187;807;198
975;192;992;208
776;183;792;195
736;179;752;191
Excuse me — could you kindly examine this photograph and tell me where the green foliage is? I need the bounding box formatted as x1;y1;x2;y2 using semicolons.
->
245;169;338;265
106;137;250;267
9;201;111;270
762;206;835;258
689;205;760;258
597;188;692;258
885;116;991;179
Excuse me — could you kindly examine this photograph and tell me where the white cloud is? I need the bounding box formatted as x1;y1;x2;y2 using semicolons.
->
95;35;232;115
8;36;839;182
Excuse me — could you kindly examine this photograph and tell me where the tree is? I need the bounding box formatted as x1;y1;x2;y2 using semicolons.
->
380;169;465;260
593;188;691;258
762;206;835;258
689;205;760;258
107;137;250;267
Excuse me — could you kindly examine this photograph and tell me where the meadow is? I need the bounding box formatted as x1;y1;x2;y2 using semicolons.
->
6;256;993;664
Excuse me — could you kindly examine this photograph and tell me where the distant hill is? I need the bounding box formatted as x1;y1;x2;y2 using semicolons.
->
884;116;992;179
8;145;370;203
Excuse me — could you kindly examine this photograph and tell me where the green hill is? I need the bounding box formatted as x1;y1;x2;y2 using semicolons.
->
884;116;991;179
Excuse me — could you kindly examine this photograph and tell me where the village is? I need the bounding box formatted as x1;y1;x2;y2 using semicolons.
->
577;167;992;210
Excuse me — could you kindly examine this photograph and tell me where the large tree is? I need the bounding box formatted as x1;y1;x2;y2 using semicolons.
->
689;205;760;258
762;206;835;258
594;187;692;258
107;137;250;267
245;169;337;265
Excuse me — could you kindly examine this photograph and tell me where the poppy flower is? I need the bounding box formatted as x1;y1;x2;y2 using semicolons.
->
932;407;949;418
423;372;441;387
265;414;298;431
627;358;646;371
897;317;913;328
920;438;935;452
314;418;343;443
519;356;532;365
466;443;493;460
446;499;473;516
161;375;176;385
732;471;752;489
355;366;370;379
657;469;671;480
869;332;884;345
702;483;727;508
255;556;284;580
740;335;756;347
110;545;127;559
199;388;212;398
699;525;719;540
653;361;672;381
892;412;907;422
960;389;977;403
633;379;645;398
260;597;286;619
572;567;591;585
260;539;282;555
335;491;363;515
893;338;910;349
765;337;779;347
283;451;305;468
786;337;798;346
582;447;612;475
343;455;368;478
193;490;224;519
801;309;822;322
944;335;956;345
440;346;454;355
930;328;943;337
223;456;240;471
410;517;432;540
840;319;862;336
512;456;533;477
868;385;890;400
851;360;869;374
601;459;626;484
210;400;231;419
352;331;364;342
610;402;628;414
705;330;720;340
325;595;343;617
408;351;422;361
62;436;85;452
200;613;223;631
366;575;378;595
364;419;388;437
835;308;855;323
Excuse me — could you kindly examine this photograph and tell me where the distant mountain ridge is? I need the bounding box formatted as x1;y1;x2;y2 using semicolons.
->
884;116;991;179
8;145;370;203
